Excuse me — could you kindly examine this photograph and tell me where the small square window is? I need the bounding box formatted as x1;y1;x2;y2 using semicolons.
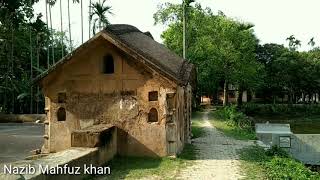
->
149;91;158;101
58;93;66;103
279;136;291;148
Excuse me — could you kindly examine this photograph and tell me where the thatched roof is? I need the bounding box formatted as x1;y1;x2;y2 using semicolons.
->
34;24;195;86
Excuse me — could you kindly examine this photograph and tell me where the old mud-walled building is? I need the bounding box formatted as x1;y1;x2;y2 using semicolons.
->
35;24;196;157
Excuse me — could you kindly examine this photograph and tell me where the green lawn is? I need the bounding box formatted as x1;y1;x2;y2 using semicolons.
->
87;111;204;180
208;111;256;140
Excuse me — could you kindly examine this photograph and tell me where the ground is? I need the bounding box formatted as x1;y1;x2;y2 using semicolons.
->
0;123;43;163
177;110;253;180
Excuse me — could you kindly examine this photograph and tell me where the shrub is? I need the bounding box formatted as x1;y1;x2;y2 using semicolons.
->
216;105;253;130
241;103;320;116
240;146;320;180
265;157;320;180
265;145;289;158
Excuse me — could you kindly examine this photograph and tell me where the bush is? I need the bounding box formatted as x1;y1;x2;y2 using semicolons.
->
240;146;320;180
241;103;320;116
216;105;253;130
266;157;320;180
265;145;289;158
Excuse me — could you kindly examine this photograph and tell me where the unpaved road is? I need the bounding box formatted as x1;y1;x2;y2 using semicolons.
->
178;111;253;180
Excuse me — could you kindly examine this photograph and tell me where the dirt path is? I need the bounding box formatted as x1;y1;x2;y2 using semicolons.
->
177;110;253;180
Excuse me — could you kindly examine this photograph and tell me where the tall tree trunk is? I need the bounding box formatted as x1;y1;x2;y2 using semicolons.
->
36;34;40;114
60;0;64;58
11;24;15;113
89;0;92;39
68;0;73;50
237;86;243;107
49;3;54;64
81;0;83;44
223;80;228;106
4;28;9;112
182;0;186;59
29;18;33;114
45;0;50;68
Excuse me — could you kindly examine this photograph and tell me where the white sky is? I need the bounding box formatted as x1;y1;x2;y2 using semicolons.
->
34;0;320;51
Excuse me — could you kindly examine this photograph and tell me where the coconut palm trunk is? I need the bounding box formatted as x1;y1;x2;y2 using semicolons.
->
81;0;83;43
29;17;33;113
36;34;40;114
45;0;50;68
48;2;54;64
89;0;92;38
11;24;15;113
68;0;72;50
60;0;64;58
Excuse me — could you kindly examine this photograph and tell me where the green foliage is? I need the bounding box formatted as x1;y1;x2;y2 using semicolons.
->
154;3;262;99
89;0;113;34
255;43;320;104
241;103;320;116
265;145;289;158
266;157;320;180
215;105;253;129
0;0;70;113
210;108;256;140
239;146;320;180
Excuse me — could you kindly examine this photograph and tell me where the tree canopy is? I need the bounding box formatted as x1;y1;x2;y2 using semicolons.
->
154;3;261;105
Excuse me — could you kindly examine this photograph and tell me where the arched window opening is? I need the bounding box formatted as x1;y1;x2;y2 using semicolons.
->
57;107;66;121
103;55;114;74
148;108;158;122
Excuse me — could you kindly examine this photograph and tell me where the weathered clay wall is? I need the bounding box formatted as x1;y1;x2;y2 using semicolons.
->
41;37;184;157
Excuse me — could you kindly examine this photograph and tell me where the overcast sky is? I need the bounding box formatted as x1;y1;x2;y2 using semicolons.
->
34;0;320;51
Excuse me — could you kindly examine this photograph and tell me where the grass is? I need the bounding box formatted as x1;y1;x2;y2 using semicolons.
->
208;111;256;140
98;144;197;180
87;111;204;180
86;144;197;180
238;146;269;179
191;111;206;139
239;146;320;180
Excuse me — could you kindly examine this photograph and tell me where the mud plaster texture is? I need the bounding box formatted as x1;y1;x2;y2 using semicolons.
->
39;37;192;157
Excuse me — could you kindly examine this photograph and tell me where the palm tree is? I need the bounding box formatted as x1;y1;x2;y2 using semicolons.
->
67;0;79;51
88;0;92;39
48;0;54;64
308;37;316;49
59;0;64;58
81;0;83;43
45;0;50;68
89;0;113;35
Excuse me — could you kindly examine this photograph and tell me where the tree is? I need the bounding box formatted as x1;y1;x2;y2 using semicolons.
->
182;0;195;59
67;0;79;50
0;0;69;113
154;3;261;106
286;35;301;51
308;37;316;50
89;0;113;35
